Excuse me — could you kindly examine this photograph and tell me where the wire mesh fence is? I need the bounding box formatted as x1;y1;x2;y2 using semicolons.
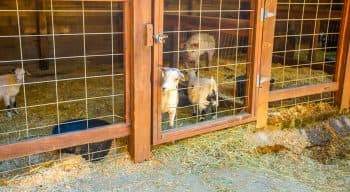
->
0;0;127;176
271;0;344;90
160;0;254;131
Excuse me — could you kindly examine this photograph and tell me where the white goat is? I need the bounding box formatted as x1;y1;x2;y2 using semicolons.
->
187;70;218;120
161;67;185;128
0;68;30;118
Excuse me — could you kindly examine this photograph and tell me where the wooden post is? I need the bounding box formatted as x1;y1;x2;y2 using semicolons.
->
128;0;151;162
247;0;264;116
255;0;278;129
36;0;50;70
336;0;350;110
340;46;350;109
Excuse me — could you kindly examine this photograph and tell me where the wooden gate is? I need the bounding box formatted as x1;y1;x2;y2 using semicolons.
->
0;0;132;162
152;0;265;144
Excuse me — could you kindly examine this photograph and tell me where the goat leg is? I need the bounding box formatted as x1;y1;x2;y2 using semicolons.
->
4;96;12;118
168;110;176;128
11;97;19;114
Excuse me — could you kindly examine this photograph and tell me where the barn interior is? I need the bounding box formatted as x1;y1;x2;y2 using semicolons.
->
0;0;126;145
0;0;343;134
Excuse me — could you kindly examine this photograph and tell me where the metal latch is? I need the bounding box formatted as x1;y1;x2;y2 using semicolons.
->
256;75;271;88
261;8;276;21
154;33;168;44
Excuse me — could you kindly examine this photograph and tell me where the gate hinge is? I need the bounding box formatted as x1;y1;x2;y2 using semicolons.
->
261;8;276;21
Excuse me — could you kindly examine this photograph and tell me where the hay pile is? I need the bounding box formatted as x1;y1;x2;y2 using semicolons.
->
268;102;338;129
154;124;350;191
1;154;90;188
1;122;349;191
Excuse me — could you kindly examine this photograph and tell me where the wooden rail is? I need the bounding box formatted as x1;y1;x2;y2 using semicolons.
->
154;114;255;145
0;124;130;161
269;82;338;102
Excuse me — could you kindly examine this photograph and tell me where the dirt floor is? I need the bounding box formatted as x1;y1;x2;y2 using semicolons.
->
0;112;349;192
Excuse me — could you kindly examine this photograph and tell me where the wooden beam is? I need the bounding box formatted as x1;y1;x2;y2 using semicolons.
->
0;124;130;161
247;0;264;117
154;114;255;145
255;0;277;129
269;82;338;102
128;0;151;163
339;42;350;109
335;0;350;109
152;0;163;145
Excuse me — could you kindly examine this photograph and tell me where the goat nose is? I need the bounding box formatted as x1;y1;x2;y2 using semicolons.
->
162;87;166;91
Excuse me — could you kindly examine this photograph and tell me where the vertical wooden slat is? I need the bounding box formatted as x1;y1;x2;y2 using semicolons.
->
255;0;278;129
247;0;264;117
336;0;350;109
152;0;164;144
123;1;131;123
128;0;151;162
339;41;350;109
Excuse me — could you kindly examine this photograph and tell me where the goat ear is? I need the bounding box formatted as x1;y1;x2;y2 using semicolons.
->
25;70;32;76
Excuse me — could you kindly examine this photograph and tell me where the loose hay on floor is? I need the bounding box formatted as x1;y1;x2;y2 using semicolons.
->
1;122;349;191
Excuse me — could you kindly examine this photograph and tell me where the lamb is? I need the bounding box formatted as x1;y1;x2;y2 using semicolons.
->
0;68;30;118
187;70;218;120
161;67;185;128
180;33;216;69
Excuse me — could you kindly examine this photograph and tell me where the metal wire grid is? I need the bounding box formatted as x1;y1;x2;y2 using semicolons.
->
268;91;336;111
271;0;344;90
0;1;125;144
161;0;253;130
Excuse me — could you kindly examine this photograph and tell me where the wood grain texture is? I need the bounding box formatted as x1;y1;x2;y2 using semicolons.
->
256;0;277;129
247;0;264;117
0;124;130;161
269;82;338;102
154;114;255;145
128;0;152;162
336;0;350;109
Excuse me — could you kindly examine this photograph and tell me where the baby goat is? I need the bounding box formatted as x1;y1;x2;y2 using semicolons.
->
161;67;185;128
187;70;218;121
0;68;30;118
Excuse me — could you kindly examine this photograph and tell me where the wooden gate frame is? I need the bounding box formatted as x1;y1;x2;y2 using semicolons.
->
0;0;152;163
152;0;265;145
256;0;350;128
